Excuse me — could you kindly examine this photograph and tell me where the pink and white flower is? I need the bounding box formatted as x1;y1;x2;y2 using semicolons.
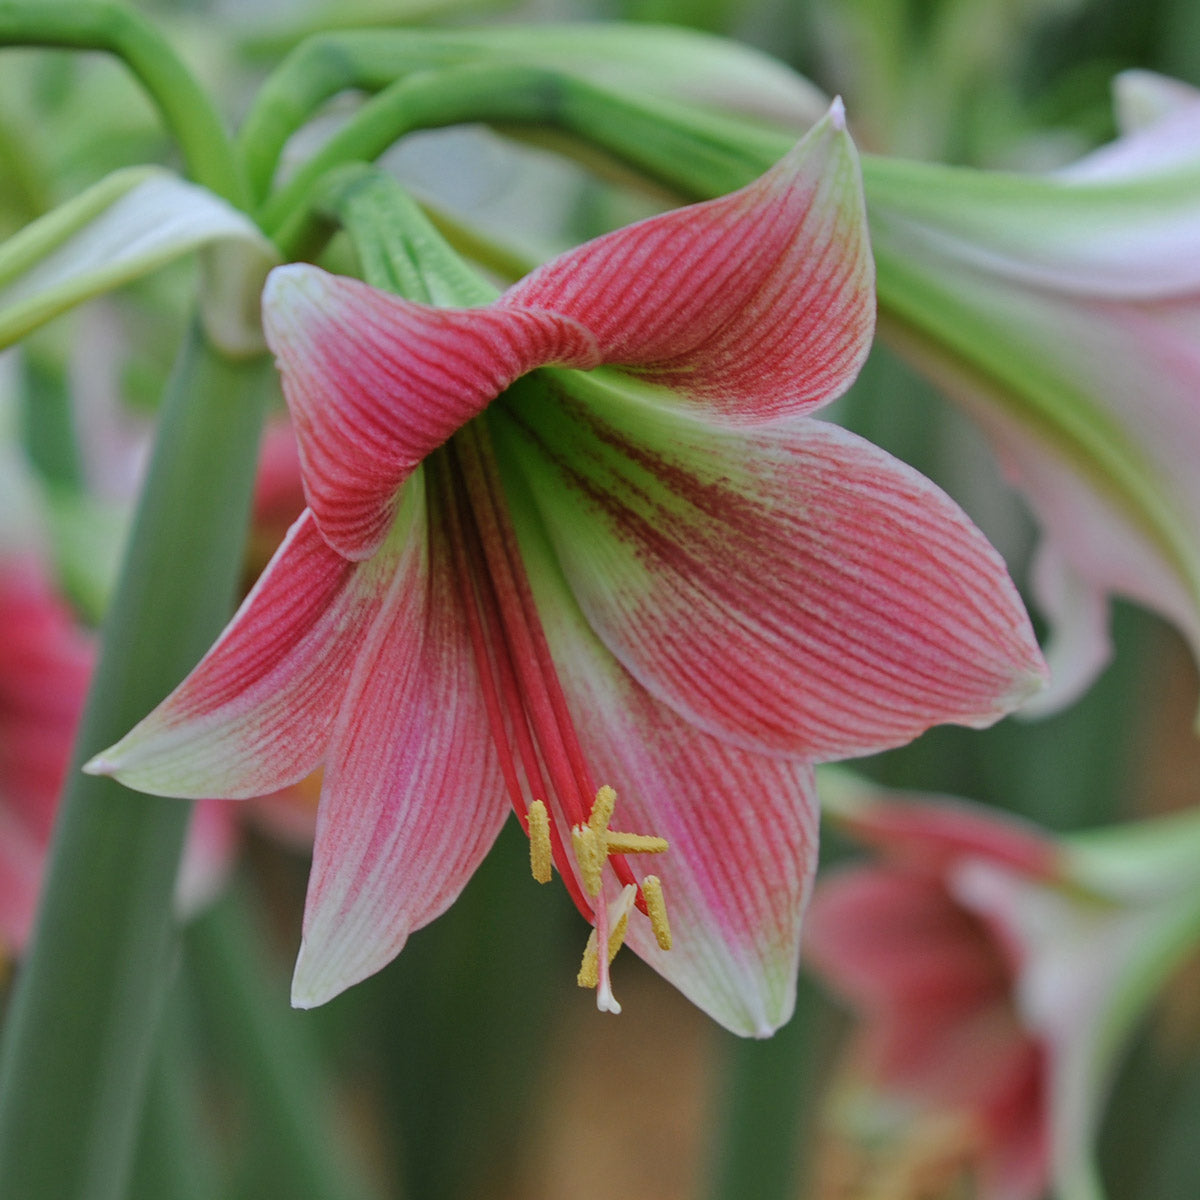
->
90;105;1046;1036
864;71;1200;714
807;775;1200;1200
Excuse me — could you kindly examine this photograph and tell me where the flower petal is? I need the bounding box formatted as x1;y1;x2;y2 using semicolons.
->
291;477;505;1006
0;167;276;353
804;868;1010;1014
87;507;409;797
952;859;1178;1200
878;278;1200;702
1019;543;1113;718
493;375;1046;762
817;779;1062;880
504;101;874;422
262;265;599;559
506;478;818;1037
865;130;1200;298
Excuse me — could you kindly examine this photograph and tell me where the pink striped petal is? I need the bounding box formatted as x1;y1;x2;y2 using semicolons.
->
263;266;599;559
823;788;1062;881
493;378;1046;762
518;510;818;1037
87;507;412;797
504;101;873;421
291;489;505;1007
804;868;1010;1011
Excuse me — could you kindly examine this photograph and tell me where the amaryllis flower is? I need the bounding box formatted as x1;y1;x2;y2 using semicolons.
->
806;775;1200;1199
89;104;1045;1036
864;70;1200;714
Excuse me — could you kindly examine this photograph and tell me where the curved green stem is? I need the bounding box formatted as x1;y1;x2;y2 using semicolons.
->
236;30;476;202
260;62;777;257
0;0;245;205
0;322;267;1200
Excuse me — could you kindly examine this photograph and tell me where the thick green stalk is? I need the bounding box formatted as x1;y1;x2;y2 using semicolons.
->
0;322;267;1200
0;0;245;205
185;881;380;1200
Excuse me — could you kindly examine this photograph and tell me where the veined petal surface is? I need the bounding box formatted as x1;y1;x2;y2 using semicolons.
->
509;490;817;1037
263;266;599;559
493;374;1045;763
877;258;1200;709
87;506;413;797
292;474;505;1007
504;102;873;421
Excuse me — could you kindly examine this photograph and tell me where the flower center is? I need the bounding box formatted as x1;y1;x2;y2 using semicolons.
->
431;420;671;1011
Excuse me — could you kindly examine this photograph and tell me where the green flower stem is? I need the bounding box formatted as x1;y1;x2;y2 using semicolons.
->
184;880;381;1200
260;62;777;258
0;0;246;205
704;974;835;1200
0;321;268;1200
314;163;495;305
238;25;792;204
236;31;477;201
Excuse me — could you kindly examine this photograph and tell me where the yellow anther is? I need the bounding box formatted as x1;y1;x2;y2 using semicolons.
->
589;784;617;833
527;800;552;884
641;875;672;951
571;824;606;897
605;831;668;855
576;908;631;989
576;931;600;989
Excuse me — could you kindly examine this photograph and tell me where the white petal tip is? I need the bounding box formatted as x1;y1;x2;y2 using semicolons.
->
81;754;113;777
828;96;846;131
262;261;324;307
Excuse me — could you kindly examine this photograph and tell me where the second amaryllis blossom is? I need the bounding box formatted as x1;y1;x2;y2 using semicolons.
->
806;777;1200;1200
866;70;1200;715
89;103;1046;1035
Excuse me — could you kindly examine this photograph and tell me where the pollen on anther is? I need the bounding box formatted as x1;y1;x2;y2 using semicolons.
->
576;907;632;989
642;875;672;951
589;785;616;834
571;824;606;897
605;831;668;855
527;800;552;883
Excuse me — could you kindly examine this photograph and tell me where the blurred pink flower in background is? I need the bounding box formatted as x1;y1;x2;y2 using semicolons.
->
0;557;93;951
807;776;1200;1200
0;418;315;954
806;787;1056;1199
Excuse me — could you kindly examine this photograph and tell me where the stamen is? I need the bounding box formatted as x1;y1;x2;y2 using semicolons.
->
527;800;553;883
605;832;669;855
577;884;637;994
589;784;616;834
642;875;672;951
